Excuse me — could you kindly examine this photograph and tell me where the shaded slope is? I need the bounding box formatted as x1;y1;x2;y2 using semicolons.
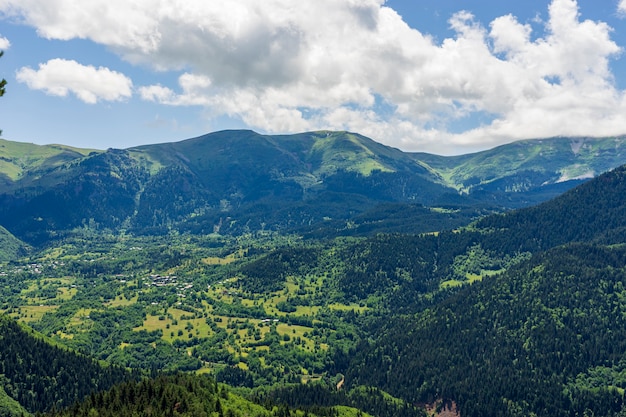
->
0;149;149;244
475;164;626;252
344;164;626;417
0;225;28;261
349;244;626;417
0;314;133;414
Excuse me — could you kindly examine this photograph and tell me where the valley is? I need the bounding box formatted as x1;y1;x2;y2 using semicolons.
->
1;233;361;379
2;131;626;416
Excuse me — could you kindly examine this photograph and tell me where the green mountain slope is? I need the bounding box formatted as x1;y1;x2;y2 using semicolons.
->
1;131;626;245
413;135;626;206
474;163;626;251
129;130;444;202
341;165;626;417
131;130;429;180
349;244;626;417
0;131;460;244
0;138;97;190
0;225;28;261
0;314;132;414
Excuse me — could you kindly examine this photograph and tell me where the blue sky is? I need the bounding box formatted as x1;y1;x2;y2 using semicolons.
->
1;0;626;155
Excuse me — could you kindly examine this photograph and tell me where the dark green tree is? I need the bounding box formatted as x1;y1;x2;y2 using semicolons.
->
0;50;6;136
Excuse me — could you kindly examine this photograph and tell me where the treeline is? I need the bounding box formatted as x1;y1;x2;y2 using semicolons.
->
42;373;245;417
0;315;134;413
42;373;371;417
256;383;425;417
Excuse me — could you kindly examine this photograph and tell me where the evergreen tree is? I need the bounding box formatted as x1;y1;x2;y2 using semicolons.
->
0;50;6;136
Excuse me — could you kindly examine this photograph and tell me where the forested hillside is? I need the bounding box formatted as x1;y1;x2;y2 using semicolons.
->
346;244;626;417
339;164;626;417
0;315;133;414
475;164;626;251
44;373;327;417
2;135;626;416
43;372;425;417
0;225;28;261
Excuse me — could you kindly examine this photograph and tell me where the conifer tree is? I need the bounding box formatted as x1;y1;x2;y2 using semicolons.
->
0;50;5;136
0;51;5;96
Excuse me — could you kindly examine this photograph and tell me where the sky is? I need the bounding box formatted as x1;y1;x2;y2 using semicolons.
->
1;0;626;155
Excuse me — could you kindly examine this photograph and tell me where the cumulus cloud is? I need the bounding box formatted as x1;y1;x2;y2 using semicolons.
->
139;73;212;106
619;0;626;16
1;0;626;152
16;59;132;103
0;35;9;50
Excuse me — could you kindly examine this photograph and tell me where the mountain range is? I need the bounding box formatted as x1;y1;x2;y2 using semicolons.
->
1;130;625;248
3;130;626;416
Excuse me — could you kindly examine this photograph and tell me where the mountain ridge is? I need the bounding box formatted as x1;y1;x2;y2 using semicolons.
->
413;135;626;192
1;130;626;246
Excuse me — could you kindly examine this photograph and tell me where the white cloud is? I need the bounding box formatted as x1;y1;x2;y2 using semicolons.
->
619;0;626;16
1;0;626;153
16;59;132;104
140;73;213;107
0;35;9;50
139;84;176;104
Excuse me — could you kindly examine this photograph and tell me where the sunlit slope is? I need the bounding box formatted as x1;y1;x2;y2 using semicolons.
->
413;136;626;195
130;130;441;188
0;138;98;189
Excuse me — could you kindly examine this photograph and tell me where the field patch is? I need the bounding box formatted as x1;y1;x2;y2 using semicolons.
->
10;305;58;323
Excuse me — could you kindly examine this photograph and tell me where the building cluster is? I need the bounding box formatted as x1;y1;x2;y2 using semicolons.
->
1;261;65;277
147;274;178;287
